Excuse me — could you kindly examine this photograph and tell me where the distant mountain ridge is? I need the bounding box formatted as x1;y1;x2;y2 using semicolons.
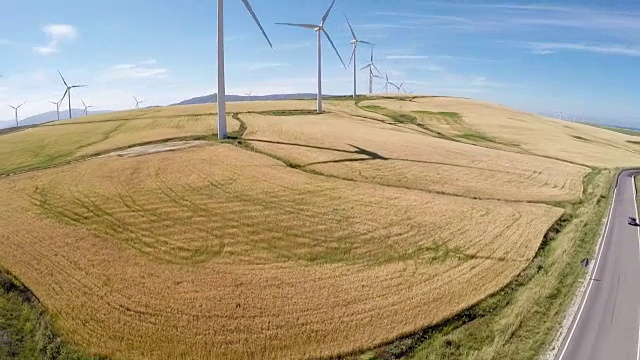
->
0;94;320;129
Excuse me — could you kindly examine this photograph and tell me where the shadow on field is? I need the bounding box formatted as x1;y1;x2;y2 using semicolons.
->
247;138;514;174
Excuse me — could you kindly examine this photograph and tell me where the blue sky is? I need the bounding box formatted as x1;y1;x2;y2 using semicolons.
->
0;0;639;126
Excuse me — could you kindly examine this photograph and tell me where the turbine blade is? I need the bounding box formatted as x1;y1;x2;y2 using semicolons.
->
360;40;373;45
360;64;372;70
275;22;317;29
72;85;88;88
372;64;383;77
322;29;346;68
8;105;15;110
241;0;273;48
344;13;357;40
82;100;86;107
57;69;69;87
321;0;337;26
348;46;356;66
370;47;374;62
60;88;69;103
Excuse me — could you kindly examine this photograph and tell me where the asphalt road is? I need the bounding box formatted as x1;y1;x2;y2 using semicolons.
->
556;170;640;360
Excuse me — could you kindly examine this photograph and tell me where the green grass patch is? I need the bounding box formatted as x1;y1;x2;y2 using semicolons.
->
455;132;498;143
255;110;319;117
0;268;103;360
361;105;418;124
413;110;462;122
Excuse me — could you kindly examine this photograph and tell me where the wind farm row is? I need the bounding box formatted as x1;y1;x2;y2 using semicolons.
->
2;0;409;131
1;70;145;127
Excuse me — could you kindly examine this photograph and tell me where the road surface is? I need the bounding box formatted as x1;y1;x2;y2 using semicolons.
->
556;170;640;360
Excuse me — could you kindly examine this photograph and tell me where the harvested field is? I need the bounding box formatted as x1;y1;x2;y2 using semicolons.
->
0;100;319;176
242;112;589;202
362;97;640;167
0;145;562;360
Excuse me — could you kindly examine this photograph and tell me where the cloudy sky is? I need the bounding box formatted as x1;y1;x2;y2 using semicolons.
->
0;0;639;126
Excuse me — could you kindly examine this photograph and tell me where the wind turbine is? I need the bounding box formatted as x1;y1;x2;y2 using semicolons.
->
48;100;62;121
382;71;397;93
344;13;372;98
398;82;406;94
361;47;382;94
245;90;253;101
134;96;145;109
277;0;346;113
8;102;25;127
217;0;273;140
57;70;87;119
81;100;94;116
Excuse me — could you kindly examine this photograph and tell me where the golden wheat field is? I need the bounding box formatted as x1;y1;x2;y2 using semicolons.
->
242;112;589;202
362;97;640;167
0;144;562;360
4;95;637;359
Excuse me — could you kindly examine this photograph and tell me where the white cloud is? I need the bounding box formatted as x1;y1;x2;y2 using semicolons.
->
386;55;430;60
33;24;78;55
247;63;290;70
97;60;169;82
529;42;640;56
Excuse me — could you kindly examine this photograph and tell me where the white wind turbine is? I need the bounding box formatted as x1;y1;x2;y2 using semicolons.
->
277;0;346;113
217;0;273;139
81;100;94;116
48;99;62;121
57;70;87;119
8;102;26;128
361;47;382;94
134;96;145;109
344;13;372;98
381;71;398;93
245;90;253;101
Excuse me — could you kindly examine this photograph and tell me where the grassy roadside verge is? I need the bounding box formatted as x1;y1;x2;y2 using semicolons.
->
0;268;103;360
350;169;613;360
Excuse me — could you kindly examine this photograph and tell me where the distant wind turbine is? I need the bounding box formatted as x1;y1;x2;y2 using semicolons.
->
81;100;94;116
344;13;372;98
277;0;346;113
382;71;397;93
134;96;145;109
245;90;253;101
361;47;382;94
58;70;87;119
398;82;406;94
8;102;26;128
48;100;62;121
217;0;273;140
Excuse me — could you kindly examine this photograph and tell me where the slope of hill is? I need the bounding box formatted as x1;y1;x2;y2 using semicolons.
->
0;95;633;360
172;93;318;106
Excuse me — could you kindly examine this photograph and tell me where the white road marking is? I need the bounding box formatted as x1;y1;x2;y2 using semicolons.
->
557;184;619;360
633;176;640;360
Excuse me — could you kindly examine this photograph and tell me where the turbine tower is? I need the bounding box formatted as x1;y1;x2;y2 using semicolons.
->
344;14;372;98
81;100;94;116
217;0;273;140
58;70;87;119
48;100;62;121
134;96;145;109
8;102;26;128
361;47;382;94
277;0;346;113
